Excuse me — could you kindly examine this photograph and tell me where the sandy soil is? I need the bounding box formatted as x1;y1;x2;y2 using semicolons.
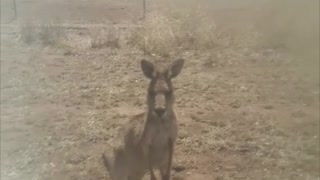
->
1;0;319;180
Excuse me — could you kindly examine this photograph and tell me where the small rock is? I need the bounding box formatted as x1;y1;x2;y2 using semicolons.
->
263;105;273;110
173;165;186;172
197;111;204;115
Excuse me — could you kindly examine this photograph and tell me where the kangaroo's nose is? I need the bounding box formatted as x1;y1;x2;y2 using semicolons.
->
155;107;165;117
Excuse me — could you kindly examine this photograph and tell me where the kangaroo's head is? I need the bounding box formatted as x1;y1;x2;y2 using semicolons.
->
141;59;184;118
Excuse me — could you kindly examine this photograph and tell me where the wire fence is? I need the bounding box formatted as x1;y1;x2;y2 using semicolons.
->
3;0;148;25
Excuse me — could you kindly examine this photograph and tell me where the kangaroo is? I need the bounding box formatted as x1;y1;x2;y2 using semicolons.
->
102;59;184;180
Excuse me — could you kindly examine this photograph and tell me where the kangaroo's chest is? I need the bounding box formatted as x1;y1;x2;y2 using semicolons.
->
151;125;170;149
148;120;177;165
150;118;177;147
149;127;169;165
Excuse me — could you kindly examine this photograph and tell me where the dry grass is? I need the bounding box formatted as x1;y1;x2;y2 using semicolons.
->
129;0;319;61
129;9;231;57
90;28;121;49
128;0;261;57
19;24;123;51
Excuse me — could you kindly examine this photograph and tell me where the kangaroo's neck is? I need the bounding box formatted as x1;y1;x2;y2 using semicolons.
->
146;108;175;122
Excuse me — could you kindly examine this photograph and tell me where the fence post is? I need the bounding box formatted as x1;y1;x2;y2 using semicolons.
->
143;0;146;19
12;0;17;21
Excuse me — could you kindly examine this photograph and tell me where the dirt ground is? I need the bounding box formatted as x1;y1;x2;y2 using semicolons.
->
1;0;319;180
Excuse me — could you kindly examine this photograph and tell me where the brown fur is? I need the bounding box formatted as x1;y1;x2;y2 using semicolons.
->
102;59;184;180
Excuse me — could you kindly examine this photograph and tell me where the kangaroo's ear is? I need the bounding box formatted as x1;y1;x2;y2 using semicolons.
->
167;59;184;79
141;59;156;79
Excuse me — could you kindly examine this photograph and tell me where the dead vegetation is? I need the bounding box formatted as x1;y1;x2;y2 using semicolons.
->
90;28;121;49
129;10;222;56
19;23;65;46
19;24;122;50
128;8;254;57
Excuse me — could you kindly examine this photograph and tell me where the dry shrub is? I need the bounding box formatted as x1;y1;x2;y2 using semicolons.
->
19;23;65;46
169;9;224;49
129;0;262;57
20;23;36;44
38;24;64;46
19;23;122;50
58;33;92;51
134;0;319;59
90;28;120;49
129;12;180;57
57;28;125;51
129;9;227;56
